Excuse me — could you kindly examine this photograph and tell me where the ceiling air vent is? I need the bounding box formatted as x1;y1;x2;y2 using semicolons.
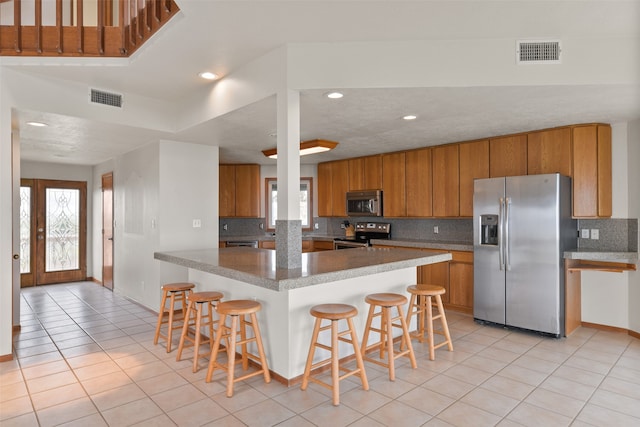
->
516;40;561;64
90;88;123;108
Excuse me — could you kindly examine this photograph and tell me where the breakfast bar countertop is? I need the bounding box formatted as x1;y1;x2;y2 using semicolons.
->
154;247;452;291
563;249;638;264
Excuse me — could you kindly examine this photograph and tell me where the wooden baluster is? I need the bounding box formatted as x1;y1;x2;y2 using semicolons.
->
129;0;136;48
56;0;63;53
77;0;84;53
13;0;22;52
145;0;150;32
119;0;127;55
35;0;42;53
154;0;161;23
137;0;142;39
106;0;113;26
97;0;104;54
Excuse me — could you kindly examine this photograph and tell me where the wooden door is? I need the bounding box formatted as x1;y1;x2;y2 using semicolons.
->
459;140;489;217
405;148;432;217
363;155;382;189
490;134;528;177
348;158;364;191
418;249;450;303
382;152;406;217
22;179;88;285
527;127;572;176
235;164;260;217
102;173;114;290
449;251;474;313
572;126;598;217
597;125;612;217
432;144;459;217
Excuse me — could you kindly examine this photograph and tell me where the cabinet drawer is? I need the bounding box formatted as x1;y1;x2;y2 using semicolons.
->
451;251;473;263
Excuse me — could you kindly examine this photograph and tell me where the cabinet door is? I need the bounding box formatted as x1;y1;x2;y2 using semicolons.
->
405;148;432;217
597;125;612;217
449;251;473;313
432;144;459;217
459;140;489;217
363;155;382;190
219;165;236;217
348;158;364;191
527;127;572;176
234;164;260;217
317;162;332;217
490;134;527;177
572;126;598;217
331;160;350;216
418;253;450;303
382;152;406;217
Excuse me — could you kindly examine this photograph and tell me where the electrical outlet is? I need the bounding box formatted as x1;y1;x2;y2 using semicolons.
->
433;226;439;234
340;224;346;229
591;229;599;240
580;229;590;239
223;224;228;231
192;219;201;228
314;223;319;230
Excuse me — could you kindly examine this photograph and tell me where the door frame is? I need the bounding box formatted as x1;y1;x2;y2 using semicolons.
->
102;172;114;290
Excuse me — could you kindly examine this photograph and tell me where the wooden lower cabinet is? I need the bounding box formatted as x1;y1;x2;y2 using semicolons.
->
374;245;474;314
258;239;328;252
313;240;334;251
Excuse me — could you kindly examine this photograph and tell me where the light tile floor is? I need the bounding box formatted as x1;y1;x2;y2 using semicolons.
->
1;281;639;426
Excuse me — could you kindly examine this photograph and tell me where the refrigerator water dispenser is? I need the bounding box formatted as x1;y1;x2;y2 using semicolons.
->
480;215;499;245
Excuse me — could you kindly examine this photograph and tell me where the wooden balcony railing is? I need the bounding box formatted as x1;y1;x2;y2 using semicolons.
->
0;0;180;57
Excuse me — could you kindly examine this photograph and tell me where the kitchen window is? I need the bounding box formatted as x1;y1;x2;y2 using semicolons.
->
266;178;312;231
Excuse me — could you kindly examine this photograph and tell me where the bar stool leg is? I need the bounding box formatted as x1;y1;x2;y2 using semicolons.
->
226;315;239;398
175;299;194;363
206;313;227;383
426;295;435;360
435;295;454;352
153;291;169;346
398;305;417;369
347;317;369;391
301;318;322;391
165;292;178;352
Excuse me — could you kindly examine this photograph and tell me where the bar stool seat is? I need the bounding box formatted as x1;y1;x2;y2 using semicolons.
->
176;291;224;372
361;293;416;381
205;300;271;397
405;284;453;360
154;282;195;352
301;303;369;406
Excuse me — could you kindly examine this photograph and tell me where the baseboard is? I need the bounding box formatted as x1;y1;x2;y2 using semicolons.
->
581;321;640;340
88;277;101;285
12;325;21;335
0;353;13;362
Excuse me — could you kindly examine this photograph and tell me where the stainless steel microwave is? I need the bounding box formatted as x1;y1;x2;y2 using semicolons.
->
346;190;383;217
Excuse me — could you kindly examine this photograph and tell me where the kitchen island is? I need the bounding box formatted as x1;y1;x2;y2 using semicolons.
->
154;247;451;382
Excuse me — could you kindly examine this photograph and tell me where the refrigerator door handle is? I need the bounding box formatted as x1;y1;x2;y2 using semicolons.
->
504;196;511;271
499;197;505;271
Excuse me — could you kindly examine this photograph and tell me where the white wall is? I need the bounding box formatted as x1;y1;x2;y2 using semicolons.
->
580;123;630;329
628;119;640;334
110;140;219;312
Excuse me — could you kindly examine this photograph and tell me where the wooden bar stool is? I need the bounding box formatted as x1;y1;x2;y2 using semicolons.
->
361;293;416;381
301;304;369;406
176;291;224;372
205;300;271;397
154;282;195;352
404;284;453;361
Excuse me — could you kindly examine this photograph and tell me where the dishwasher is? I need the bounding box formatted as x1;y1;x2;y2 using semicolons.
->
225;240;258;248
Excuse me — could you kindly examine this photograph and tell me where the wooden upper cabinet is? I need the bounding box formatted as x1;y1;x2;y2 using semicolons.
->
405;148;432;217
432;144;459;217
527;127;572;176
349;155;382;191
572;124;612;217
490;134;527;177
219;165;236;217
331;160;350;216
459;140;489;217
219;164;260;217
382;152;406;217
317;162;333;217
234;165;260;217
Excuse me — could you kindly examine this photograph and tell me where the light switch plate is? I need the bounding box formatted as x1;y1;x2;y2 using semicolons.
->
591;229;599;240
580;229;590;239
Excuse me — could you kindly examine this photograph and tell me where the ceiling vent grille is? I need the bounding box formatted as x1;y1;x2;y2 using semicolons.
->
90;88;123;108
516;40;561;64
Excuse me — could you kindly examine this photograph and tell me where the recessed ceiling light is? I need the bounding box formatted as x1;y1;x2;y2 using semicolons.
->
198;72;218;80
26;121;48;127
403;115;417;121
325;91;343;99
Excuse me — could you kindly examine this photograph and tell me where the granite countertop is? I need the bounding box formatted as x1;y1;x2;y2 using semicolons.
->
223;234;336;242
155;247;452;291
370;238;474;252
563;250;638;264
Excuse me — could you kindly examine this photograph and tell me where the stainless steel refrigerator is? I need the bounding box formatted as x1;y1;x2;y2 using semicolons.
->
473;174;576;337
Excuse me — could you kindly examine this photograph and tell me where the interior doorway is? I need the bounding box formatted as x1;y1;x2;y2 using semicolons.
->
19;179;87;286
102;172;114;290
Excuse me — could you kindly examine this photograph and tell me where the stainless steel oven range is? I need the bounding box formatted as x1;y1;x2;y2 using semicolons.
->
333;222;391;250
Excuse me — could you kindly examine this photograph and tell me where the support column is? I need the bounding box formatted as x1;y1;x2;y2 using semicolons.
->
275;89;302;269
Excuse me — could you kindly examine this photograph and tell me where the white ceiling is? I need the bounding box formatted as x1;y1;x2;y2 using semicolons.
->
7;1;640;166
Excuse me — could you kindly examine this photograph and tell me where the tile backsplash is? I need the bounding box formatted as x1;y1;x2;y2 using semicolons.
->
577;218;638;252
